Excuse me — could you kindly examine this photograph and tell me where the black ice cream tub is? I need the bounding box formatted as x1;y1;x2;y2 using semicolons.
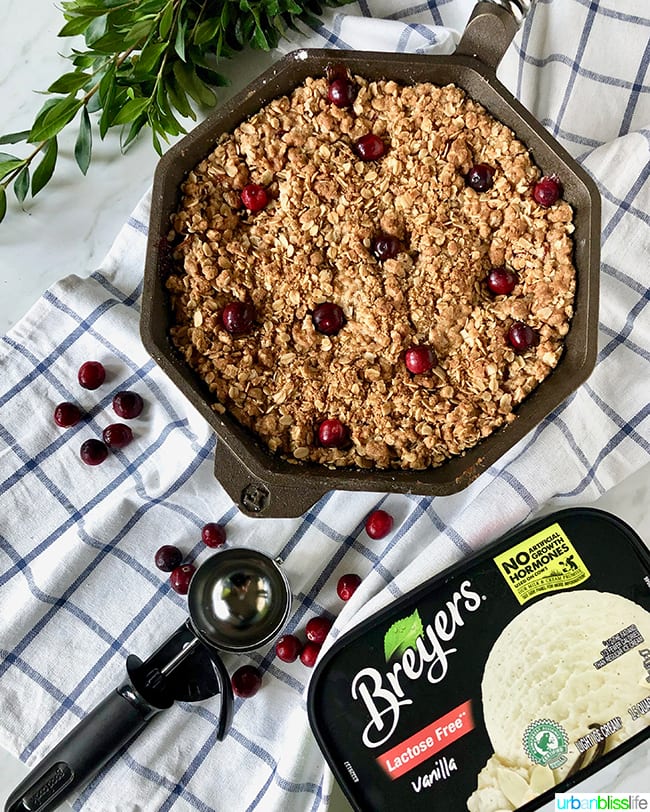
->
308;508;650;811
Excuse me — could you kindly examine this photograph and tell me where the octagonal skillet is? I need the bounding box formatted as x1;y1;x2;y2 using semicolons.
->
141;0;600;518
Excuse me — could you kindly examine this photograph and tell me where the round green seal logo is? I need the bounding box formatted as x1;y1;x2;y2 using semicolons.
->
523;719;568;769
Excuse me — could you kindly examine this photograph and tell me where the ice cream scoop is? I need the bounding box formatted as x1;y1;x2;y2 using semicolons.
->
4;548;292;812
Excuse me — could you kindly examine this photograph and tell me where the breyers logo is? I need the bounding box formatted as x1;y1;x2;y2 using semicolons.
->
350;580;484;748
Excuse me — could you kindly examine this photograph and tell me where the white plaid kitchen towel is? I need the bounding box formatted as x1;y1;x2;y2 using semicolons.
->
1;1;649;811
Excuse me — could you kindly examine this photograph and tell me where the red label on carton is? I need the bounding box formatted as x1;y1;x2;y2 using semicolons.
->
377;700;474;779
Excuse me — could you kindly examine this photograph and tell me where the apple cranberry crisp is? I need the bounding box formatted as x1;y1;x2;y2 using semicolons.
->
165;70;576;471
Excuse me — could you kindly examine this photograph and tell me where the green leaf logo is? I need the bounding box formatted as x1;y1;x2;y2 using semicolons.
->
384;609;424;663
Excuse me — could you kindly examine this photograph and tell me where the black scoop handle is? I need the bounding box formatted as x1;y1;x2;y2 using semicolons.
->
4;685;155;812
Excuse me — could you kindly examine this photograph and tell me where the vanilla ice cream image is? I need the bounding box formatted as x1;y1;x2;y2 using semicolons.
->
467;590;650;812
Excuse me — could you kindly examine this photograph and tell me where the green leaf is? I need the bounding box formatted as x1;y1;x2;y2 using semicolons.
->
159;1;174;39
383;609;424;663
166;77;195;120
14;165;30;203
75;107;93;174
132;0;164;14
71;51;97;69
194;61;230;88
252;24;270;50
84;13;107;45
173;61;216;108
86;90;102;114
97;66;114;103
0;157;25;180
105;7;135;28
47;71;92;94
192;16;222;46
151;125;163;156
30;96;62;129
59;15;96;37
124;18;154;45
91;30;130;52
121;114;147;151
29;96;82;143
174;17;187;61
0;187;6;224
99;86;125;136
112;96;150;126
150;103;184;138
134;41;167;76
62;0;110;11
0;130;30;145
155;81;184;130
31;138;58;198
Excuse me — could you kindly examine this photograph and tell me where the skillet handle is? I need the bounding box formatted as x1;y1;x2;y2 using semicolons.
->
214;440;327;518
455;0;530;70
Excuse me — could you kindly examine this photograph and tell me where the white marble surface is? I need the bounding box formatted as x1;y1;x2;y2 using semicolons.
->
0;1;648;810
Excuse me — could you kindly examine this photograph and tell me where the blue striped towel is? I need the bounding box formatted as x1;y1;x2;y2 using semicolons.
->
1;1;649;810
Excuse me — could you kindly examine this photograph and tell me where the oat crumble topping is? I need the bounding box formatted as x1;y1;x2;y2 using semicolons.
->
165;75;576;471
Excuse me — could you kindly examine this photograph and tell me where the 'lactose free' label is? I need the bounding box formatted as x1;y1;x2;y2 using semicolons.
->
494;522;590;605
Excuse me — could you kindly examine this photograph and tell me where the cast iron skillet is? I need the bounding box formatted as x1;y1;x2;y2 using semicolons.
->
141;0;600;518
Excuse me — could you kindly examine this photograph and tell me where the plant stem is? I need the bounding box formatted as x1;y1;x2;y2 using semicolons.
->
1;38;147;192
1;143;42;190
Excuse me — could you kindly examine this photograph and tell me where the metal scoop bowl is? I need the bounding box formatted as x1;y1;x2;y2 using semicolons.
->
5;548;292;812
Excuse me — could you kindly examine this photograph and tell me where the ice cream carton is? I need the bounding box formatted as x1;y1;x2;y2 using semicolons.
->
308;508;650;811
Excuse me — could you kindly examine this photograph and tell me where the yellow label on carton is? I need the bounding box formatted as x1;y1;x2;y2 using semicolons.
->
494;523;590;605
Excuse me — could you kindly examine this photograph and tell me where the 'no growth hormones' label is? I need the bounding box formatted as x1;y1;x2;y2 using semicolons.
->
493;523;590;605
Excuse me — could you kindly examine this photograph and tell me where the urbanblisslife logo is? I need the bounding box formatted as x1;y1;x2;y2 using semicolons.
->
350;580;484;748
555;794;650;810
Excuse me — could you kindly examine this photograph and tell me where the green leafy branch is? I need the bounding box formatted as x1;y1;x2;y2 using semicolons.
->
0;0;349;224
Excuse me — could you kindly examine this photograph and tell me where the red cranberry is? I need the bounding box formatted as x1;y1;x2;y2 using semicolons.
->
240;183;269;212
222;301;255;335
486;266;518;295
371;235;402;261
312;302;345;335
466;163;495;192
78;361;106;390
353;133;386;161
533;175;562;207
102;423;133;449
231;665;262;698
404;345;437;374
300;641;322;668
155;545;183;572
80;438;108;466
337;573;362;601
327;78;356;108
112;391;144;419
318;418;350;449
305;616;333;644
365;509;394;539
326;63;348;83
201;522;226;548
508;321;540;353
54;402;81;427
170;563;196;595
275;634;303;663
